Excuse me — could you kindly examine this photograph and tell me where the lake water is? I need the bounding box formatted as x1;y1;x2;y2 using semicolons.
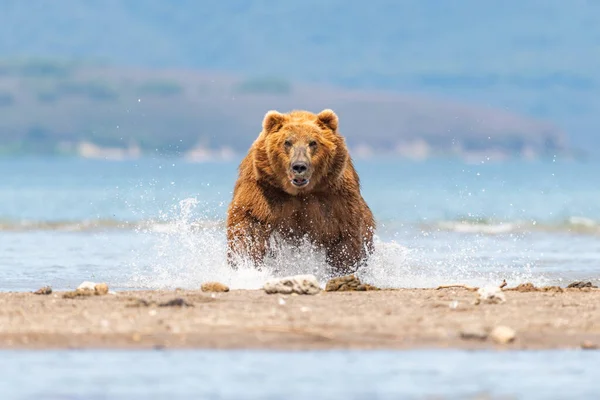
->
2;157;600;398
1;349;599;399
1;157;599;291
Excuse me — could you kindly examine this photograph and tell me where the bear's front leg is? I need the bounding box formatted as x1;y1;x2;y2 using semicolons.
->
324;235;370;276
226;215;272;269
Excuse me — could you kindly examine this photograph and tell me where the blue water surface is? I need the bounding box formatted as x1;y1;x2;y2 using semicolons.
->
1;349;599;400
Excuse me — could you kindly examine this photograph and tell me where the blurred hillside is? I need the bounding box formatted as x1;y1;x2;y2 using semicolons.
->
0;0;595;157
0;61;566;160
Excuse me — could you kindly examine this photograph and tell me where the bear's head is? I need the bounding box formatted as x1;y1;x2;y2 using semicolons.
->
252;109;349;195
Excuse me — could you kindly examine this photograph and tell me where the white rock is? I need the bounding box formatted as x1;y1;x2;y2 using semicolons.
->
263;275;321;295
490;326;516;344
477;285;506;303
77;281;96;291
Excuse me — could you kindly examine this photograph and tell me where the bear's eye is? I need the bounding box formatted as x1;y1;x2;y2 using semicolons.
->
309;140;317;148
284;140;292;148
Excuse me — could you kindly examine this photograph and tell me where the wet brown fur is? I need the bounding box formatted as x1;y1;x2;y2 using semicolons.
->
226;109;376;274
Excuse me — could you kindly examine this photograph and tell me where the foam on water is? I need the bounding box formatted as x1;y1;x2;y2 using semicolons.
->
123;197;546;290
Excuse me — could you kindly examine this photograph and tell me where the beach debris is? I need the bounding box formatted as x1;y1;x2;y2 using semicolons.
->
567;281;598;289
201;281;230;293
581;341;598;350
505;282;563;293
278;297;286;305
460;325;489;341
436;284;478;292
477;286;506;304
158;298;193;307
126;298;156;308
490;326;516;344
510;282;537;292
33;286;52;295
325;274;379;292
62;281;111;298
437;279;507;292
263;274;321;295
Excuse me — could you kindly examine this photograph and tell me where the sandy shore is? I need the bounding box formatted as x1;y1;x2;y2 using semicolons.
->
1;285;599;350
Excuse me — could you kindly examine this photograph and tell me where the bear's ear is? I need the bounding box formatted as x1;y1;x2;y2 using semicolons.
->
316;109;338;132
262;110;287;134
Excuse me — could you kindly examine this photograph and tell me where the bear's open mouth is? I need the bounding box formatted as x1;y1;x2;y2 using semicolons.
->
291;177;310;187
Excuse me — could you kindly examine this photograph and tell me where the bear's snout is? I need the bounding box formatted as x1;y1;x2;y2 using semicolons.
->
291;161;308;175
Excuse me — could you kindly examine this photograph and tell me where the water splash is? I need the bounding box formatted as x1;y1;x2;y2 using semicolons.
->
122;197;548;290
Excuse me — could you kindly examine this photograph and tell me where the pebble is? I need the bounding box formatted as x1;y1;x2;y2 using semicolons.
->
263;275;321;295
325;274;379;292
490;326;516;344
158;298;193;307
33;286;52;295
94;283;109;295
201;282;230;293
460;325;488;341
567;281;598;289
581;341;598;350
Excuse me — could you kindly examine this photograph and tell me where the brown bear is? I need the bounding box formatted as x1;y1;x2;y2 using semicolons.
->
226;109;376;274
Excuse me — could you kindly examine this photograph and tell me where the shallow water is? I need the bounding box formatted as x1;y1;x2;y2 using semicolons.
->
2;158;599;398
1;349;599;399
0;157;599;291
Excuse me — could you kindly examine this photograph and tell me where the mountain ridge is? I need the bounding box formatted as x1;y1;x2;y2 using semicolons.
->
0;61;569;160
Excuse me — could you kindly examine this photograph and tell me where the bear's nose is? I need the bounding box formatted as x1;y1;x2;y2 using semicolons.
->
291;162;308;175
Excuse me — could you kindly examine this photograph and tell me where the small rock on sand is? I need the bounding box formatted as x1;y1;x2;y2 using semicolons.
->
63;281;110;298
33;286;52;295
581;341;598;350
263;275;321;295
490;326;516;344
460;325;489;341
567;281;598;289
94;283;109;295
477;286;506;304
201;282;230;293
158;298;193;307
325;274;379;292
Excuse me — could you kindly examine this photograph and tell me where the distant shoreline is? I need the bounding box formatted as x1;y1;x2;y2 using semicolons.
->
1;287;598;350
0;149;586;163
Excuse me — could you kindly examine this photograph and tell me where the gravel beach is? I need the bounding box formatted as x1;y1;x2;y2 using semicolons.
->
1;285;599;350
